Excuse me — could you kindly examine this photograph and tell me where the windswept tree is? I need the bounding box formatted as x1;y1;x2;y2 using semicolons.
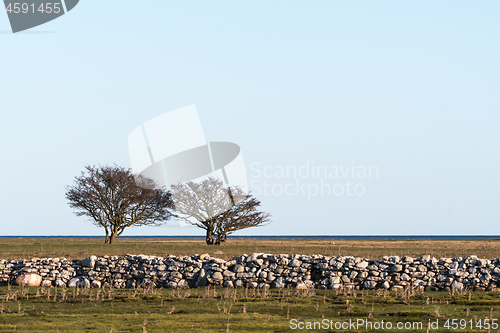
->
171;176;270;245
66;165;175;244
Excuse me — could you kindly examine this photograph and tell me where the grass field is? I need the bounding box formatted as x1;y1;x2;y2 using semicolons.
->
1;238;500;332
1;238;500;261
1;285;499;332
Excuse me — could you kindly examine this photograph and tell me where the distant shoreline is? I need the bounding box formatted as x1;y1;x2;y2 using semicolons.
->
0;235;499;239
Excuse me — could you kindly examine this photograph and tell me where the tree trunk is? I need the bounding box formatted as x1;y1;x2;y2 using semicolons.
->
214;232;227;245
109;233;117;244
104;229;110;244
206;229;215;245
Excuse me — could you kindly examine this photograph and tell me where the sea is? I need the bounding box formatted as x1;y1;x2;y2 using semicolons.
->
0;235;498;239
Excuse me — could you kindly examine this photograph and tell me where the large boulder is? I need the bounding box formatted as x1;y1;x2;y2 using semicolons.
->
15;274;42;286
68;277;90;288
81;256;97;268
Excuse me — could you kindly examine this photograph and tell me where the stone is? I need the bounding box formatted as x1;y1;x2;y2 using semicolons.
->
199;253;210;261
68;277;90;288
476;259;487;267
195;269;207;287
166;281;178;288
364;280;377;289
60;270;73;281
223;270;235;277
278;258;289;266
223;280;234;288
273;277;286;288
55;279;65;287
451;281;464;291
236;272;255;279
81;256;97;268
420;255;431;262
81;278;91;288
233;265;245;273
403;256;414;263
341;276;350;283
304;280;314;288
413;279;425;288
178;280;189;288
1;253;500;292
246;253;262;262
330;276;341;284
355;261;369;269
400;273;411;282
437;274;447;282
391;265;403;272
15;274;42;286
41;280;52;287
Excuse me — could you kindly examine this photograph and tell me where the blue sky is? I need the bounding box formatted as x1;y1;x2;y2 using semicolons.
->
1;1;499;236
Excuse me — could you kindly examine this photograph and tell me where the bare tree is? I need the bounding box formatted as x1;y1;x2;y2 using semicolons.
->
212;194;270;244
171;176;270;245
66;165;175;244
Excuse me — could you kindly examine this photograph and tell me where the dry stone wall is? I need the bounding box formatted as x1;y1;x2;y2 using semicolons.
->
1;253;499;291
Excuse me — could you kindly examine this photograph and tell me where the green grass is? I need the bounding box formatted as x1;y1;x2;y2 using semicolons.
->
0;285;499;332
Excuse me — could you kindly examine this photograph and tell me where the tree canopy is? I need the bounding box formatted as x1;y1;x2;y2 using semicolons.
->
171;176;270;245
66;165;175;243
